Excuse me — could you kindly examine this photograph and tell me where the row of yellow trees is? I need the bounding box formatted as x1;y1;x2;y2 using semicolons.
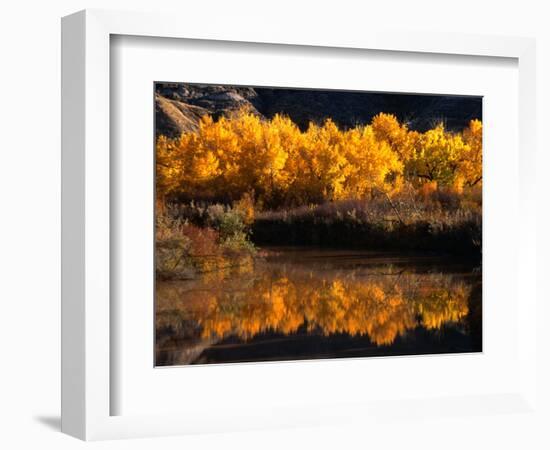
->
156;110;482;208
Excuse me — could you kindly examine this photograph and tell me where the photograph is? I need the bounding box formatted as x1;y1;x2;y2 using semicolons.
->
154;83;483;366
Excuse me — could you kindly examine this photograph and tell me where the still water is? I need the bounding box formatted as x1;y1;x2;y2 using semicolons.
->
155;248;482;366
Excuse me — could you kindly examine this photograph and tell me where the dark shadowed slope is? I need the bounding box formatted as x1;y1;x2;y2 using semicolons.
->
155;83;482;138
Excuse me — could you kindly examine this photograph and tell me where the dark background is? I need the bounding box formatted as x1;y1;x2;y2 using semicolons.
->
155;82;482;138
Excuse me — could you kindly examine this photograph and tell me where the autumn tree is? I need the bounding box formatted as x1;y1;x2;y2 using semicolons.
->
408;123;469;188
156;110;482;207
459;119;483;187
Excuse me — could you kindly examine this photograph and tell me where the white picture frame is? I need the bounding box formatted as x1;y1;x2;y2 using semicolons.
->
61;9;538;441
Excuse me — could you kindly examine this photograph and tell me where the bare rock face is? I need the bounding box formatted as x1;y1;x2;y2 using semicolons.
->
154;83;482;138
155;84;263;138
155;94;210;136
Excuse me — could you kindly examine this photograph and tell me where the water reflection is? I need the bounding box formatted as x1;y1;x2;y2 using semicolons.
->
156;249;481;366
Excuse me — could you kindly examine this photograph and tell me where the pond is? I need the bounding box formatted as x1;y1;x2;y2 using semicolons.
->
155;248;482;366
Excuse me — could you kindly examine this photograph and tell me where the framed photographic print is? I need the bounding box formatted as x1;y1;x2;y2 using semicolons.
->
62;9;539;441
153;83;483;367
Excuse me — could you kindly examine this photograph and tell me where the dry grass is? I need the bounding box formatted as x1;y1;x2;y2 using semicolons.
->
252;186;482;257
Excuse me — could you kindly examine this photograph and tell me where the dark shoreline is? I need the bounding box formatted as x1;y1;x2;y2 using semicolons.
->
252;219;482;261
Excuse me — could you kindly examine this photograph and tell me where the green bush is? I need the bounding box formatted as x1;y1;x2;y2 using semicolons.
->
206;204;248;242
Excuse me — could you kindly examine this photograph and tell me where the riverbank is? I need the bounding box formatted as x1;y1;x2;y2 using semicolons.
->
253;188;483;259
158;186;482;279
155;205;257;280
252;206;481;258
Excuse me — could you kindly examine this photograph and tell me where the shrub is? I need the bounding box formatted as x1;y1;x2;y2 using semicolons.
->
156;203;258;280
233;192;256;225
206;204;248;240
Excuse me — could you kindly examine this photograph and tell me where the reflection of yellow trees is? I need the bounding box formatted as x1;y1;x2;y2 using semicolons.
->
157;110;482;207
416;285;469;330
156;266;470;347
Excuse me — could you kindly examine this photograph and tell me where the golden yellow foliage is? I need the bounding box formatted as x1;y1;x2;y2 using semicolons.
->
371;113;417;161
460;119;483;186
409;124;466;186
156;110;482;206
233;192;256;225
